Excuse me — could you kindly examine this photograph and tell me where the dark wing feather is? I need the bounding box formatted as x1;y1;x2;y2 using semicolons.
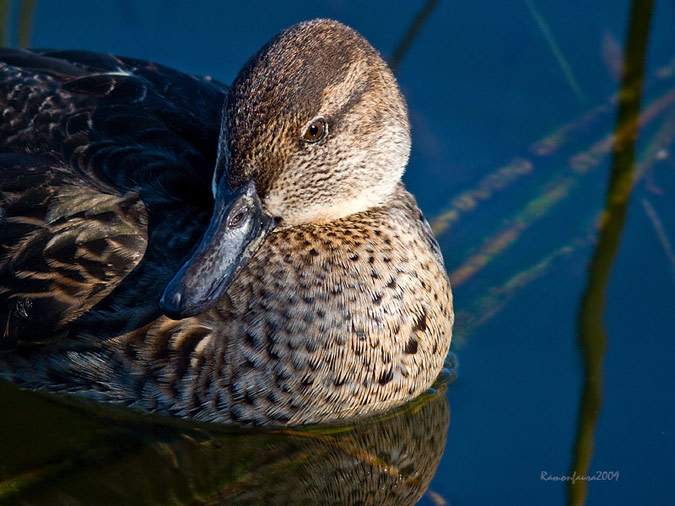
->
0;49;228;348
0;153;148;344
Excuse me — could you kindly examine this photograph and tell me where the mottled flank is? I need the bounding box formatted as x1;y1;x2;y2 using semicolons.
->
0;19;453;425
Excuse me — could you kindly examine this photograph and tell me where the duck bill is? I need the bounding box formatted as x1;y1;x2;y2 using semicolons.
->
160;180;274;319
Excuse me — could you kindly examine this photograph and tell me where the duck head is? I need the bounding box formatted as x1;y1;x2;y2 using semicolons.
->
160;19;411;319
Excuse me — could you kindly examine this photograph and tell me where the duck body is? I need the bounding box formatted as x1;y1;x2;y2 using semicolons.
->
0;20;453;425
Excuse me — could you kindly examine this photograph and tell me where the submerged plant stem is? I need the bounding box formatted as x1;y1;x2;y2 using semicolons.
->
389;0;440;74
17;0;36;48
568;1;654;505
0;0;9;46
524;0;586;102
642;198;675;281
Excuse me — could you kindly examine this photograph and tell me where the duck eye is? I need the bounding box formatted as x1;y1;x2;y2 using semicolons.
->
302;118;326;142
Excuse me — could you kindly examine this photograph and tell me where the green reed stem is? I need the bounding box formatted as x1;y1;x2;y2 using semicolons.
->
568;2;654;504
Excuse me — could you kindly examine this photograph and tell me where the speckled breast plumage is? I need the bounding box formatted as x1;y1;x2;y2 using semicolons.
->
115;186;452;424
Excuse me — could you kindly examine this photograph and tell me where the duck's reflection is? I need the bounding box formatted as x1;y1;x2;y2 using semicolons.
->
226;389;450;506
1;380;450;505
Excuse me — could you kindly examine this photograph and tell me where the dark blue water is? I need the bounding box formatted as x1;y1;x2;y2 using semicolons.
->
2;0;674;504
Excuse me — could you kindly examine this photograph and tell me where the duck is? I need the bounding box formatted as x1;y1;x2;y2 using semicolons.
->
0;19;453;426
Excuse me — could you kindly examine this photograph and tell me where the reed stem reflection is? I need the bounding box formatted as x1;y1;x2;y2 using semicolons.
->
568;1;654;505
0;0;35;47
0;0;10;46
389;0;440;74
17;0;36;48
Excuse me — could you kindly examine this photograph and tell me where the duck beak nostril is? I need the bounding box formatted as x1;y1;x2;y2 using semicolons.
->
171;292;182;307
159;289;184;320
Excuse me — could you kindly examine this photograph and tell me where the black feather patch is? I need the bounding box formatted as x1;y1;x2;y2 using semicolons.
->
61;74;145;100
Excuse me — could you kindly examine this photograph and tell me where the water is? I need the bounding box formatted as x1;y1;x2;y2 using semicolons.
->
1;0;674;504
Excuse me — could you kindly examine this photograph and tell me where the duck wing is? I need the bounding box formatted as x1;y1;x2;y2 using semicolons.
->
0;49;228;348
